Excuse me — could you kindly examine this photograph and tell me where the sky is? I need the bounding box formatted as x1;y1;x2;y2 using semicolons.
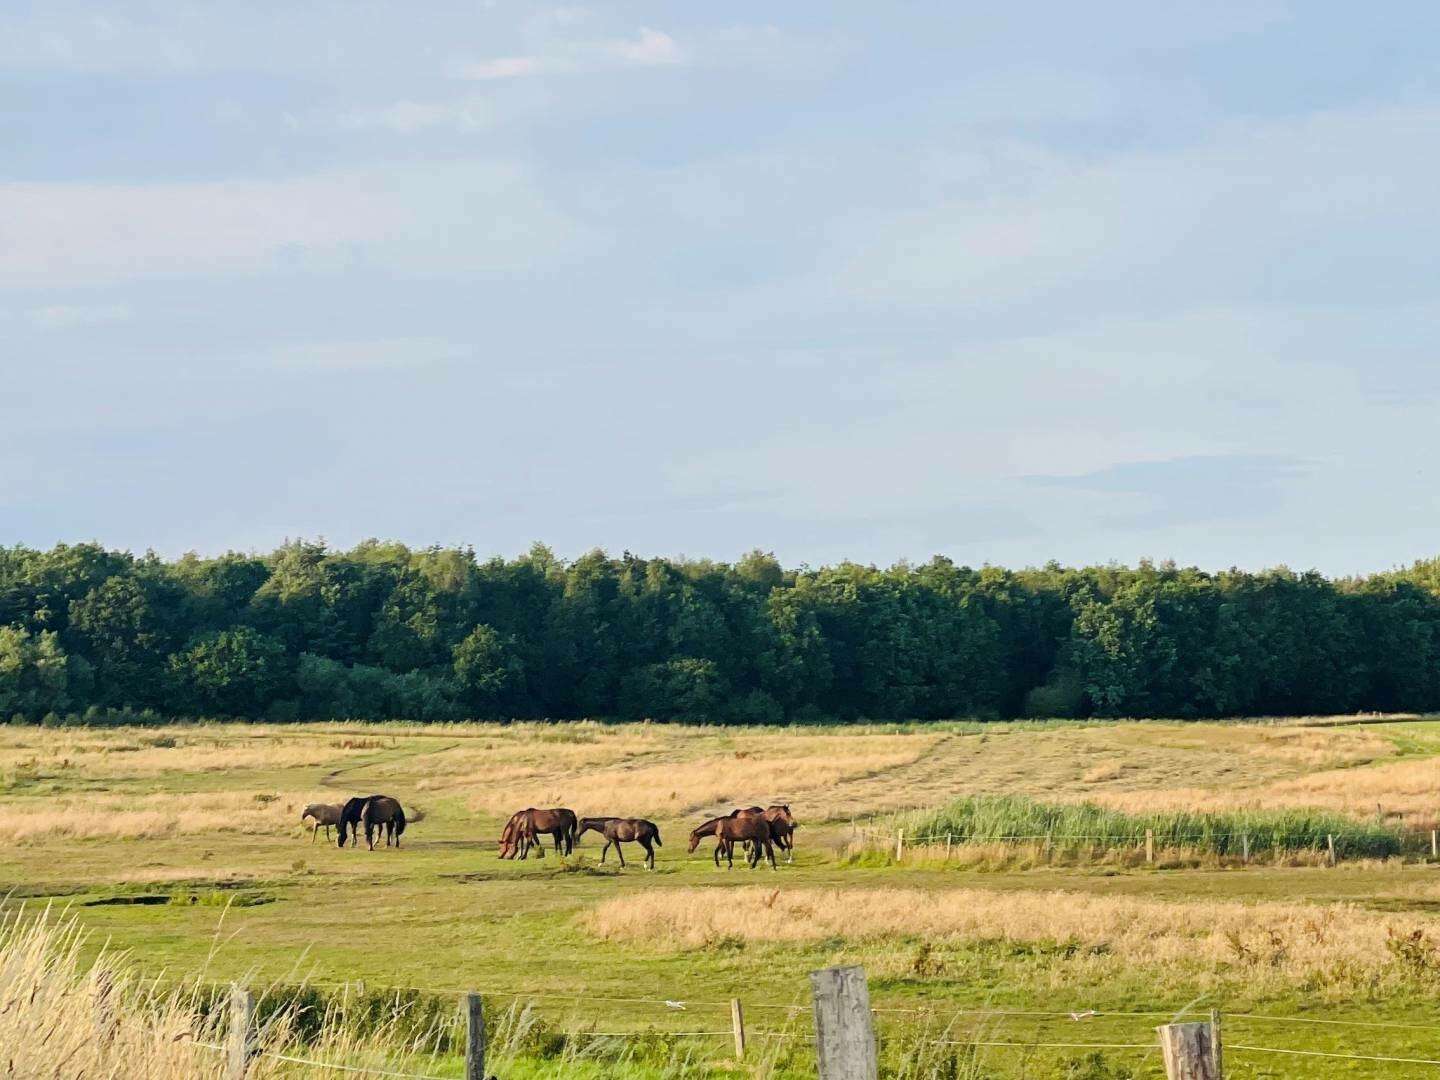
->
3;2;1438;575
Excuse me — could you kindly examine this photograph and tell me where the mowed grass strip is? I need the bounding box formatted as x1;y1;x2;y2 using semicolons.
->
899;794;1405;857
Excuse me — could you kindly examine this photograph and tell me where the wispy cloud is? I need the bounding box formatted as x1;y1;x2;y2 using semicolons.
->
337;98;493;133
263;338;471;371
27;303;132;329
454;26;683;81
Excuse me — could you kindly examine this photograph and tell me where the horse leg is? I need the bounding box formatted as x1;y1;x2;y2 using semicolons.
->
310;824;317;844
615;841;626;868
713;841;723;869
765;838;777;870
599;840;609;864
642;839;655;870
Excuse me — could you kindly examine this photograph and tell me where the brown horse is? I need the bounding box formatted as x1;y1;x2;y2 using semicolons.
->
301;802;342;843
714;813;777;870
500;807;577;859
762;805;797;862
576;816;662;869
687;816;735;867
362;795;406;849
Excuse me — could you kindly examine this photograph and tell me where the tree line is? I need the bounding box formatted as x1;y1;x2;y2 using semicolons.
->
2;540;1439;724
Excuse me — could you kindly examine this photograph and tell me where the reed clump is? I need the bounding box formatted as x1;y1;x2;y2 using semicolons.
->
898;794;1404;859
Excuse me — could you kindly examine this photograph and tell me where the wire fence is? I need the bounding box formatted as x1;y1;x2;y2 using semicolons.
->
204;973;1440;1076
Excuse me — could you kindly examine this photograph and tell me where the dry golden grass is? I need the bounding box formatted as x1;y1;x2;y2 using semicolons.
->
1091;755;1440;829
0;907;470;1079
585;885;1440;994
0;727;391;780
2;790;318;843
459;734;935;817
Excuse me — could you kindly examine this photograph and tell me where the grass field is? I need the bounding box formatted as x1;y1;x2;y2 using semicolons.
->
9;717;1440;1077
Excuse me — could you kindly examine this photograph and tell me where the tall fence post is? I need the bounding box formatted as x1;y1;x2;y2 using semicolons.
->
944;833;952;860
1145;828;1155;864
811;965;878;1080
1241;833;1249;864
731;998;747;1060
895;829;905;861
1327;833;1337;866
1157;1019;1221;1079
1210;1009;1223;1077
464;991;485;1080
227;985;254;1080
1431;830;1437;860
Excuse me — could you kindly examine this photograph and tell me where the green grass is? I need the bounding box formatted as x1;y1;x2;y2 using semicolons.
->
899;794;1406;858
10;719;1440;1076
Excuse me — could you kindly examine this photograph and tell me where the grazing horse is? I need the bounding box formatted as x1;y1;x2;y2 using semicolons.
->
714;813;777;870
499;808;577;859
337;795;406;850
687;816;735;867
362;795;406;849
576;816;662;870
337;796;372;848
301;803;342;843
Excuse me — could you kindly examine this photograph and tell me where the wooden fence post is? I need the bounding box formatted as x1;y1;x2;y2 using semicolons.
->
1431;829;1437;859
1145;828;1155;864
1240;833;1249;864
1210;1009;1223;1077
895;829;905;861
464;992;486;1080
731;998;747;1060
227;985;254;1080
1156;1020;1221;1079
811;965;878;1080
944;833;952;860
1327;833;1336;866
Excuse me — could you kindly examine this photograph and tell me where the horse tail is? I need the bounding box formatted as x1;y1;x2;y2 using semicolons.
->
652;826;662;847
394;806;407;836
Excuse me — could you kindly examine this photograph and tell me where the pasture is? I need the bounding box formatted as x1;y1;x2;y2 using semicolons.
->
8;717;1440;1077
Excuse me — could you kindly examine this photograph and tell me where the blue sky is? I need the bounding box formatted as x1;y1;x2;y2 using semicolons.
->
3;2;1438;574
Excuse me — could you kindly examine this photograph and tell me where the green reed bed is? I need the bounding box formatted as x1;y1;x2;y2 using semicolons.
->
895;795;1405;858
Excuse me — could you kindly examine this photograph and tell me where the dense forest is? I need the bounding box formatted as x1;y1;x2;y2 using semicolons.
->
2;540;1440;724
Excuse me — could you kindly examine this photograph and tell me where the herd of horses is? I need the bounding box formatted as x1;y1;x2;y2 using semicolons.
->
498;803;797;870
301;795;406;850
303;797;797;869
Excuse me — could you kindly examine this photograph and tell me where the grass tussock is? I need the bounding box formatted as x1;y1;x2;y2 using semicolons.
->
896;794;1404;859
585;885;1440;995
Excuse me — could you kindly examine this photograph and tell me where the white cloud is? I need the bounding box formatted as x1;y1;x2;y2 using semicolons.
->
0;163;595;287
27;303;132;330
454;26;683;81
608;27;682;66
460;55;547;80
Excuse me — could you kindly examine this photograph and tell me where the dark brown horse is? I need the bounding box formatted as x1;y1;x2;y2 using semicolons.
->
499;807;577;859
714;813;777;870
576;816;662;869
337;795;406;850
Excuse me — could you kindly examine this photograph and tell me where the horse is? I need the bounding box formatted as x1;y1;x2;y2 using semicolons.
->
713;813;777;870
362;795;406;849
337;795;406;850
337;796;372;848
762;805;797;863
499;808;577;859
687;816;735;867
576;816;662;870
301;802;342;843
